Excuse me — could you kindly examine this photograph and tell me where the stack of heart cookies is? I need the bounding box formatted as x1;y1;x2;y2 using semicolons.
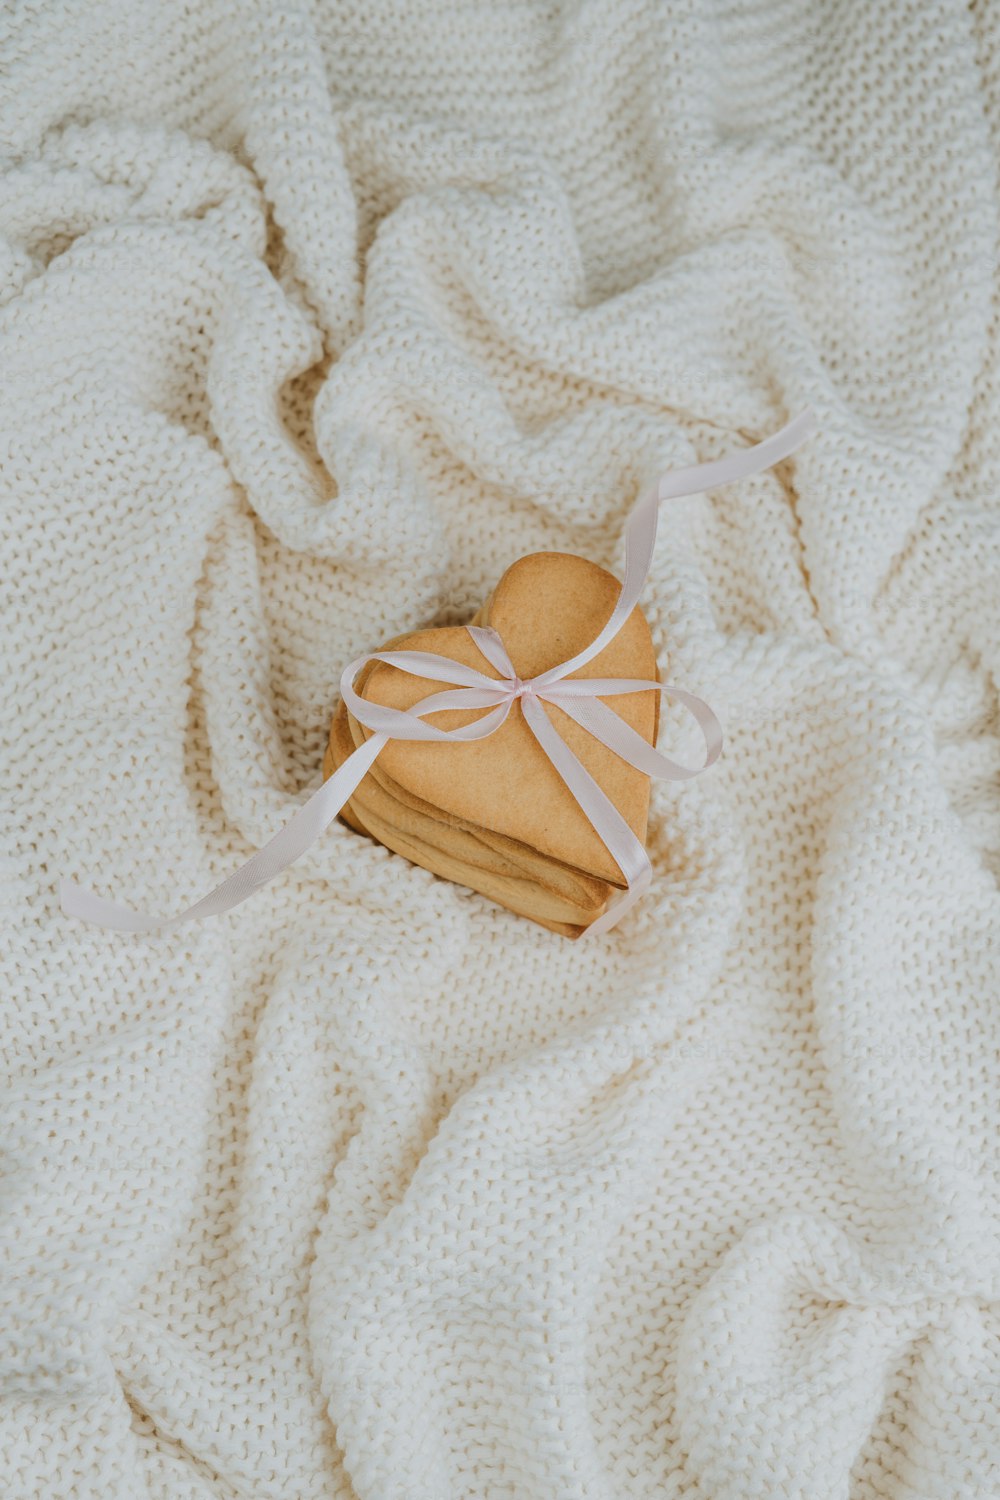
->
323;552;660;936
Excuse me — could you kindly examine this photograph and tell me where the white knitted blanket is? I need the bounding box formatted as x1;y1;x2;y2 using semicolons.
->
3;3;999;1497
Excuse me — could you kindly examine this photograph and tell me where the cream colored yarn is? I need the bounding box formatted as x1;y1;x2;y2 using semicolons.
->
2;2;999;1497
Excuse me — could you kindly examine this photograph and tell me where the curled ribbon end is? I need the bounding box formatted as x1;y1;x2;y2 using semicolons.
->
58;877;74;914
59;877;151;932
789;405;818;442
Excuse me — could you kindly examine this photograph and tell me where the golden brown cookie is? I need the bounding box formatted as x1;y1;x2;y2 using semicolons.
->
348;553;659;885
324;551;660;933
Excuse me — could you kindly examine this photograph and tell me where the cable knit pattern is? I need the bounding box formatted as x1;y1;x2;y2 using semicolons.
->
2;2;999;1497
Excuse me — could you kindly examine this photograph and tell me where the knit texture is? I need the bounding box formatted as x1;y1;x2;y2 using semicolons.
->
2;2;1000;1497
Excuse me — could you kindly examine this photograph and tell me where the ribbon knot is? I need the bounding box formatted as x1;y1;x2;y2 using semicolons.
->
59;409;816;935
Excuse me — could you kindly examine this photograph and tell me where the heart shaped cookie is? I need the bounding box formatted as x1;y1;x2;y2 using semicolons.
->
324;551;660;933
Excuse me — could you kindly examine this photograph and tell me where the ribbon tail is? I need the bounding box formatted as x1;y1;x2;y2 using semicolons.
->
580;870;651;936
59;731;389;933
530;407;816;690
519;696;652;937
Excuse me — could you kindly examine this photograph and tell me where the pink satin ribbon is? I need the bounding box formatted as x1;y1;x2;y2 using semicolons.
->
60;408;816;935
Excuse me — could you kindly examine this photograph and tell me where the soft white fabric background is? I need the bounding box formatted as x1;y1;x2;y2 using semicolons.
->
2;2;999;1497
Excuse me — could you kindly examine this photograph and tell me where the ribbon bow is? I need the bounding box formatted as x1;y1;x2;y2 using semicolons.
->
60;409;816;935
